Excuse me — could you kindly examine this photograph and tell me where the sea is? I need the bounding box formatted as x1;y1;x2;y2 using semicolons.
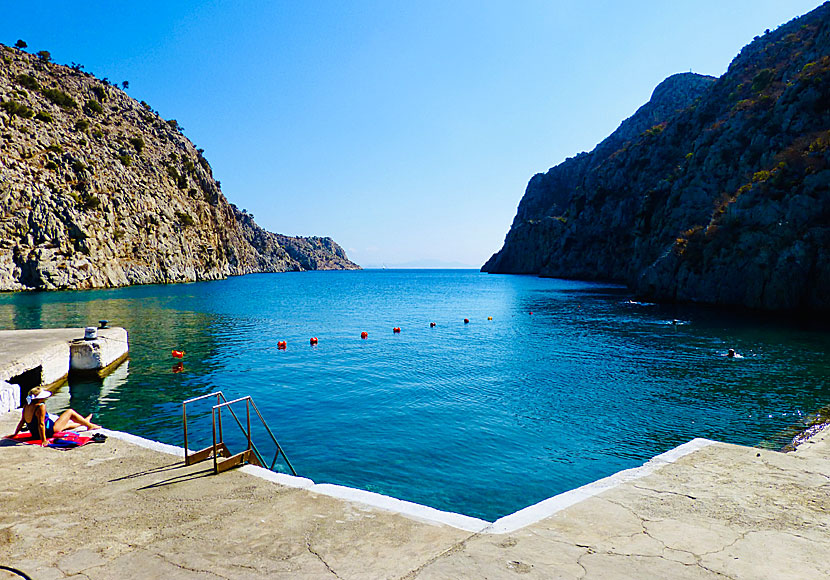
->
1;269;828;521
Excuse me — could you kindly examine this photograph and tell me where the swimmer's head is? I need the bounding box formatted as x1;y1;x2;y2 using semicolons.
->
727;348;736;357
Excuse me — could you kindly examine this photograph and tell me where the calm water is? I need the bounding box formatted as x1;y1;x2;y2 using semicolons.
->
1;270;828;521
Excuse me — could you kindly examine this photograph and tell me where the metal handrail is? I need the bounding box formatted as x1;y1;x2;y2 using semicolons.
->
211;397;298;476
182;391;296;476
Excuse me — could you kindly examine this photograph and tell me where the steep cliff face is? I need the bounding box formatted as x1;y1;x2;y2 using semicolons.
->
484;3;830;312
0;46;358;291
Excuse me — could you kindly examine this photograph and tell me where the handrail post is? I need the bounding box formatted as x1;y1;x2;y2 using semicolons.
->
216;393;223;446
212;406;218;474
246;399;252;452
182;401;189;457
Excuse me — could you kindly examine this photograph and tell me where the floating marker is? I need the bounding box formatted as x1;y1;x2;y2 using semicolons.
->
430;322;436;328
172;362;184;373
277;340;287;350
361;331;368;339
172;350;185;359
463;318;470;324
310;337;318;345
487;316;493;321
393;327;401;333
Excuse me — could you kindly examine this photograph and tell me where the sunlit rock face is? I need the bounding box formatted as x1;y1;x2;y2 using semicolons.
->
484;3;830;312
0;46;358;291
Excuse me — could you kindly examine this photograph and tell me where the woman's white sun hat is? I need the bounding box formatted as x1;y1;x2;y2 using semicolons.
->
25;390;52;405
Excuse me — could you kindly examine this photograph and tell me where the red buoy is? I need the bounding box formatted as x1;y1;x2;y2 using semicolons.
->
310;337;318;345
277;341;287;350
393;327;401;333
360;331;368;339
430;322;436;327
529;311;533;315
172;350;185;359
463;318;470;324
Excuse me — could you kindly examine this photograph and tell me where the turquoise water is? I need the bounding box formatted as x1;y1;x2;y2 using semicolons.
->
1;270;828;521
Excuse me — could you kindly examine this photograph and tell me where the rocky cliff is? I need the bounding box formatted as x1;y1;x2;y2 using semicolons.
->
484;3;830;312
0;46;358;291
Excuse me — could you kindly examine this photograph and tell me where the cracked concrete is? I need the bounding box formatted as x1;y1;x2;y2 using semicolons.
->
1;412;829;579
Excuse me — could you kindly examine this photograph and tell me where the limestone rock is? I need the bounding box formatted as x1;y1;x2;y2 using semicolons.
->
0;47;359;291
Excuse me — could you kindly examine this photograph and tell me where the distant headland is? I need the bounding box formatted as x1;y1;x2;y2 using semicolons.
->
484;2;830;312
0;44;359;292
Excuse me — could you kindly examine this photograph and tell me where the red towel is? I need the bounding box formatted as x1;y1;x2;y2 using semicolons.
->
6;431;93;448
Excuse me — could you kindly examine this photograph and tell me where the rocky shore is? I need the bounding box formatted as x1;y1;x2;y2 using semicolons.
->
0;45;358;292
484;3;830;312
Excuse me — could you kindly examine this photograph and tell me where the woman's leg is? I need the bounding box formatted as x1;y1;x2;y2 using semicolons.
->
53;409;101;432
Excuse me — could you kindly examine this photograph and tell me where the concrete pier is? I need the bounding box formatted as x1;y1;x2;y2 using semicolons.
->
0;327;128;413
0;409;828;579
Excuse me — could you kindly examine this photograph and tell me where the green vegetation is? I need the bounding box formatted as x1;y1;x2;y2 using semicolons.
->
91;85;108;101
41;88;77;109
74;119;89;132
84;99;104;114
643;123;666;137
44;160;58;170
175;211;195;227
15;74;40;91
91;129;103;139
751;68;775;92
128;136;144;153
81;194;100;210
34;111;52;122
1;100;34;118
45;144;63;154
117;153;132;166
14;40;27;49
36;50;51;62
71;160;87;173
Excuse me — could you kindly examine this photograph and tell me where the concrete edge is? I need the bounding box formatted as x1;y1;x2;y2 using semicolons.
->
98;428;716;534
486;438;717;534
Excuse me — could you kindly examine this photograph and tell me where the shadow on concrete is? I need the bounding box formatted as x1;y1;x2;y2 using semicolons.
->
108;461;185;482
137;467;215;490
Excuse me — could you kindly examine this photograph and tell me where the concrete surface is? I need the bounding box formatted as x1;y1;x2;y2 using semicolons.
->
0;410;828;580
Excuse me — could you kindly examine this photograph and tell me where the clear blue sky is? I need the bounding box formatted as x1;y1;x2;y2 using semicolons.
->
1;1;822;267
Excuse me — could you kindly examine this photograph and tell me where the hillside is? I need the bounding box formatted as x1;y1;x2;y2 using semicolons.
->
0;45;358;291
484;3;830;312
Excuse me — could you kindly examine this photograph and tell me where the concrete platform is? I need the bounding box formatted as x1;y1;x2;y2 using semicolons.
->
0;410;828;579
0;327;128;414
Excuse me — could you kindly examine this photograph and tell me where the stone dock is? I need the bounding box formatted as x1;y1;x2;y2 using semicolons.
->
0;327;128;414
1;407;828;578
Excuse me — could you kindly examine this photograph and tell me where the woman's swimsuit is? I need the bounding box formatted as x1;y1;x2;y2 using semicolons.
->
25;406;58;439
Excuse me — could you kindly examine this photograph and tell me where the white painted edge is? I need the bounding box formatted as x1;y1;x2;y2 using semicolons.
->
307;483;490;533
94;427;715;534
487;438;716;534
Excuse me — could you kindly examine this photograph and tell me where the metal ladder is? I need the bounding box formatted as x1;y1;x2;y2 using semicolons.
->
182;392;297;476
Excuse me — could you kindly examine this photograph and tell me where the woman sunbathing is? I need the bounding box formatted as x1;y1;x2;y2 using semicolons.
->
11;387;101;446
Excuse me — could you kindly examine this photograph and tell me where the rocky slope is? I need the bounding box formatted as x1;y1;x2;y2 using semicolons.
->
0;46;358;291
484;3;830;312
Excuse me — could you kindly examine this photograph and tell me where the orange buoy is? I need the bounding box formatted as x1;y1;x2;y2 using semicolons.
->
487;316;493;321
463;318;470;324
360;331;368;339
430;322;436;327
529;311;533;315
172;350;185;359
277;340;287;350
310;337;318;345
393;327;401;333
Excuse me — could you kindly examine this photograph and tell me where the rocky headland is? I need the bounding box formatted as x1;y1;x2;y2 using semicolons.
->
0;45;358;291
484;3;830;312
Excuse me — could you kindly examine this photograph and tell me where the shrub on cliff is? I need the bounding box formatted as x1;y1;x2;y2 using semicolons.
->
128;136;144;153
1;100;34;118
74;119;89;132
41;88;76;109
15;74;39;91
83;99;104;115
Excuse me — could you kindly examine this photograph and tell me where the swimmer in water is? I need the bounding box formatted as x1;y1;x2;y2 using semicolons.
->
727;348;736;358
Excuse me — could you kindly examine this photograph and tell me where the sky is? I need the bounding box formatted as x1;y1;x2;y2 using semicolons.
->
0;1;823;267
